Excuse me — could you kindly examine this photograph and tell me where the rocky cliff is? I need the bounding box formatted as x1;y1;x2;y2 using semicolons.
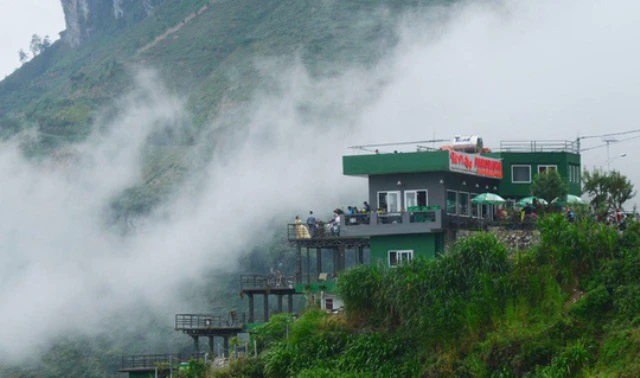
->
60;0;154;47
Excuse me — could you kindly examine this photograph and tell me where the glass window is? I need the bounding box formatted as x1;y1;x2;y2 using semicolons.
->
389;250;413;267
405;190;428;209
378;191;401;212
538;165;557;174
470;193;480;218
512;165;531;183
459;192;469;216
446;190;458;214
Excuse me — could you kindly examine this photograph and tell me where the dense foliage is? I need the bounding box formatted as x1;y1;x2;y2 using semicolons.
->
210;215;640;377
530;170;569;203
583;169;636;217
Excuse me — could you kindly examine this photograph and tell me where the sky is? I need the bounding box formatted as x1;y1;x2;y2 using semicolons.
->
0;0;640;365
0;0;65;78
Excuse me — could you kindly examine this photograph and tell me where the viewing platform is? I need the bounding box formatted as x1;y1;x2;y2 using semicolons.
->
119;353;197;373
175;313;245;336
288;209;443;241
240;274;296;294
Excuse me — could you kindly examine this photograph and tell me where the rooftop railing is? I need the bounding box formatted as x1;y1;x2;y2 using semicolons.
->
175;313;245;330
499;140;579;154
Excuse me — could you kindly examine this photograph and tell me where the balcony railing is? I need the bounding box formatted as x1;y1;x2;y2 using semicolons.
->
240;274;296;291
447;214;537;231
288;209;443;239
175;313;245;330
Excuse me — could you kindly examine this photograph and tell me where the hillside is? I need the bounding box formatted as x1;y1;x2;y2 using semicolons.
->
213;216;640;377
0;0;444;150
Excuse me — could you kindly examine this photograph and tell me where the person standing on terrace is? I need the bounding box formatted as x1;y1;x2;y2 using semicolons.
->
363;201;371;212
306;211;316;237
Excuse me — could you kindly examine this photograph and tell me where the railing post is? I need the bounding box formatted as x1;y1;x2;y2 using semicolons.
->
295;245;302;284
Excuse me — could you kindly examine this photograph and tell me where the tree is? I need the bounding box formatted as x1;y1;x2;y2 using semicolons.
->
530;169;569;203
29;34;43;56
583;169;635;216
42;35;52;49
18;49;29;64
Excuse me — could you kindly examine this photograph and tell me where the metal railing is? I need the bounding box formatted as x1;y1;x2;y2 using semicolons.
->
240;274;295;290
120;353;195;370
499;140;579;153
448;214;537;231
175;313;245;330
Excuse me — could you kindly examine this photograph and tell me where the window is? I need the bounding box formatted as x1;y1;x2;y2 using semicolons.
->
470;193;480;218
538;165;557;174
446;190;458;214
512;165;531;183
459;192;470;216
569;165;580;183
378;191;401;212
389;250;413;267
405;190;428;209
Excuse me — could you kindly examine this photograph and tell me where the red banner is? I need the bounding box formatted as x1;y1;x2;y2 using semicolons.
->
449;151;503;179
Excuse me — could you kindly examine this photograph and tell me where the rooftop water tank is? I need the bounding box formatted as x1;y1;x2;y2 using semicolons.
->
451;135;483;154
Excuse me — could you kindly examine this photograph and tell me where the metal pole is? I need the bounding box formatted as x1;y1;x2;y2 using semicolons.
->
169;355;173;378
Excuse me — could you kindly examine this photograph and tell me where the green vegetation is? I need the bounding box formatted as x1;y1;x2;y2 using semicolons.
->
207;216;640;377
583;169;636;217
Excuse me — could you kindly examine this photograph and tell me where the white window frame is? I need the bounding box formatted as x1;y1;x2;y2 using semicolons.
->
446;190;458;214
458;191;470;217
377;191;401;212
404;189;428;209
538;165;558;174
388;250;414;267
512;165;532;184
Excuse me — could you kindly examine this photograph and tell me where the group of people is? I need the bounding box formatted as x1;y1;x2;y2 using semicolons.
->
294;201;372;238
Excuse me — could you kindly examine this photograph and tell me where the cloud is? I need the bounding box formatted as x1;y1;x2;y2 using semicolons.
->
2;0;640;365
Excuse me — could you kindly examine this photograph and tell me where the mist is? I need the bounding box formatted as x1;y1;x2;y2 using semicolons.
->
1;0;640;365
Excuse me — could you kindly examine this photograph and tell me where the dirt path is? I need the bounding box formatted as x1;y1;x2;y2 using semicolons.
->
137;1;219;54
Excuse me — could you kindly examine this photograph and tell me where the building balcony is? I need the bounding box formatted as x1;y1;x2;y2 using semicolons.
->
287;209;443;240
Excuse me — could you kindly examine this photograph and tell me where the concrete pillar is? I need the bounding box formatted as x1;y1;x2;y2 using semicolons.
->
264;293;269;322
223;335;230;358
277;295;283;313
316;248;322;275
192;335;200;356
248;293;254;323
358;246;364;264
296;245;302;284
338;246;346;272
208;336;214;356
288;294;294;313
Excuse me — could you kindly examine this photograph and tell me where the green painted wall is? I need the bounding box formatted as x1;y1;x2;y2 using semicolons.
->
486;152;581;198
130;372;155;378
343;151;449;176
370;233;442;265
